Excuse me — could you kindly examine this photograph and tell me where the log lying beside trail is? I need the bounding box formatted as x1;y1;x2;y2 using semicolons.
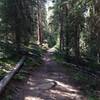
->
0;56;26;95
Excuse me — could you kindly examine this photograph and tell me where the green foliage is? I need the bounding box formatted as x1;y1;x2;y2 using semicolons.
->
87;96;99;100
74;73;99;99
73;72;89;82
0;0;42;55
63;63;100;100
52;51;64;62
0;55;19;81
5;95;12;100
14;74;26;81
49;0;100;63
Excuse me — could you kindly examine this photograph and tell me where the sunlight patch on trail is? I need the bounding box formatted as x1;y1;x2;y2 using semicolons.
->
46;79;83;100
47;47;57;53
43;57;51;62
50;90;82;100
46;79;79;93
32;81;56;90
25;78;83;100
25;96;43;100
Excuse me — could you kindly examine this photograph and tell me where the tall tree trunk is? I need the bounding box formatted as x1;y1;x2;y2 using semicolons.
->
37;0;43;45
65;5;69;56
94;0;100;63
74;25;80;64
59;7;65;51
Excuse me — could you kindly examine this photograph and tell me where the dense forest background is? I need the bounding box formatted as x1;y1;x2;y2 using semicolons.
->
0;0;47;57
0;0;100;63
0;0;100;99
0;0;100;66
49;0;100;64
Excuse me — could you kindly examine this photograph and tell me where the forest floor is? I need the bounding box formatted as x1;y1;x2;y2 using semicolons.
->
4;51;99;100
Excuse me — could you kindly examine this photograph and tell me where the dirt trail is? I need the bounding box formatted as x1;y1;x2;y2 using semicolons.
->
12;52;86;100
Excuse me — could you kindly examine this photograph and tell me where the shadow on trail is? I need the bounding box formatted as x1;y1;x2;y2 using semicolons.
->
12;51;88;100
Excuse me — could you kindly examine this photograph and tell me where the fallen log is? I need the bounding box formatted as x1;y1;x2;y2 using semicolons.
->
0;56;26;94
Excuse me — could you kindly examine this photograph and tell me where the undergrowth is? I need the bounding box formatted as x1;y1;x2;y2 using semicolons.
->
0;56;20;80
53;51;100;100
1;54;43;100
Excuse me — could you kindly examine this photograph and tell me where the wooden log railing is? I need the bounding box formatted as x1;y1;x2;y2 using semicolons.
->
0;56;26;94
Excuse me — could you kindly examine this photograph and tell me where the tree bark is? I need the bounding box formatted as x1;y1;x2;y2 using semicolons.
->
74;25;80;64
